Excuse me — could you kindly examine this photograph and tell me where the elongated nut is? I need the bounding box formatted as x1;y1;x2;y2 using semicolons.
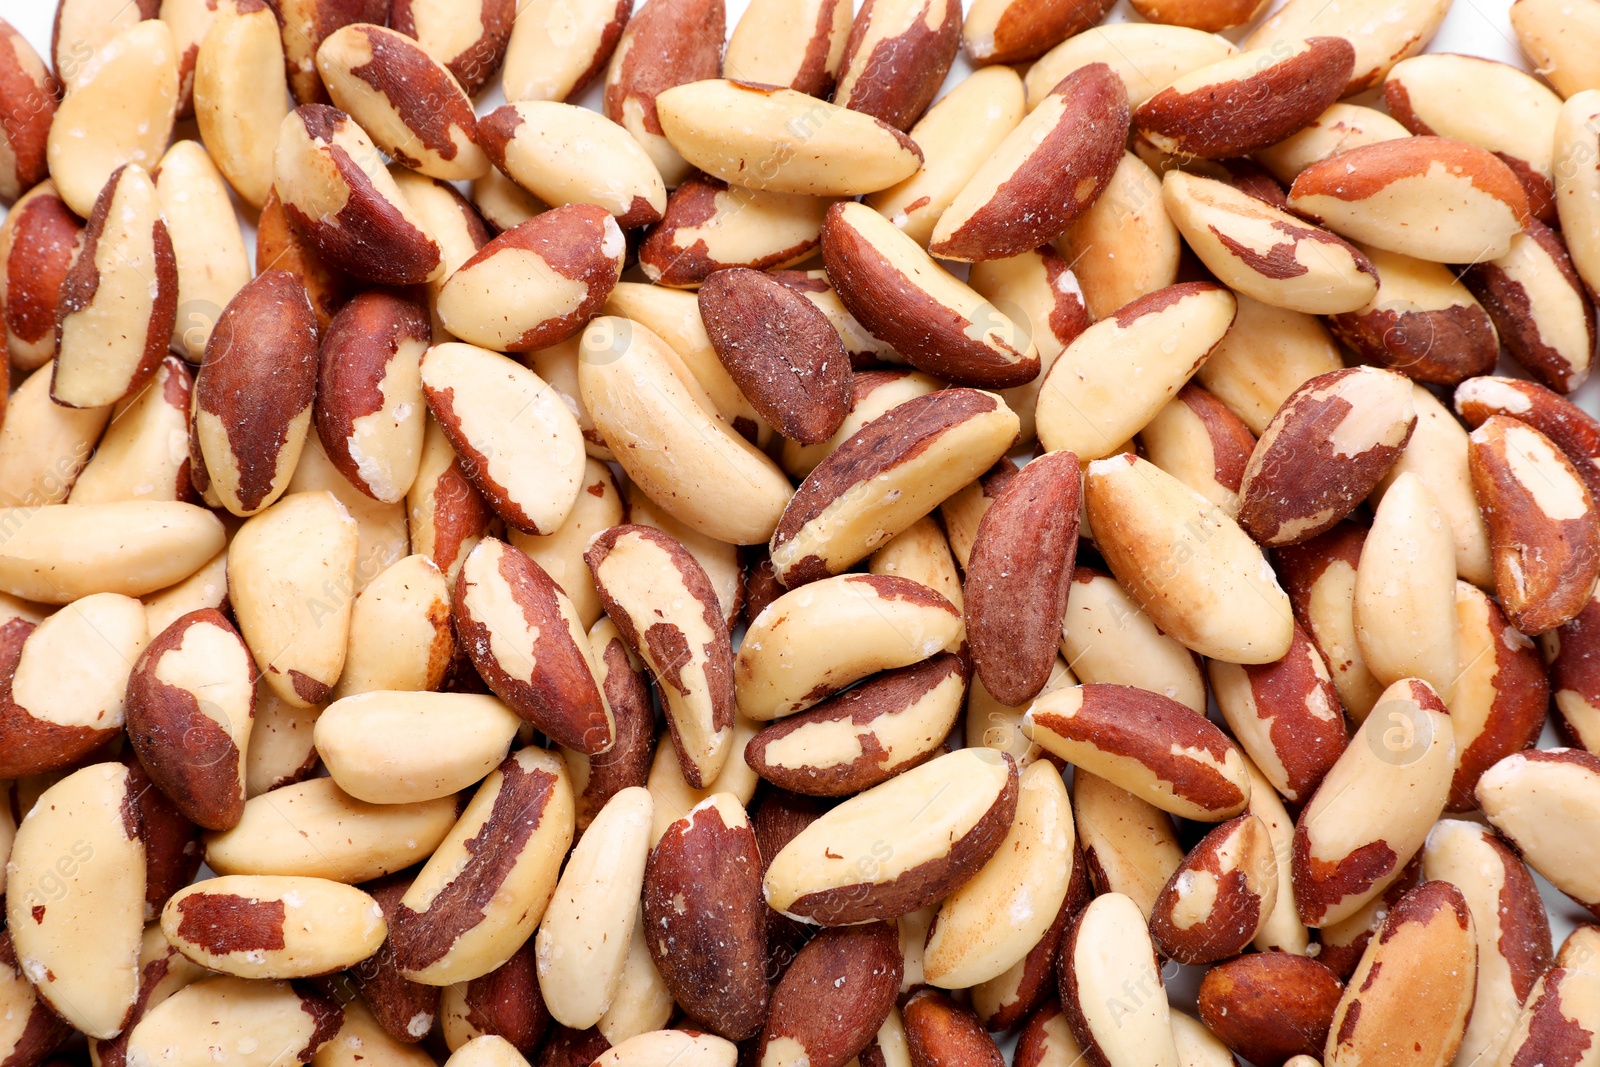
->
1055;152;1180;322
822;201;1038;387
390;748;574;985
638;177;827;288
1139;383;1256;518
314;692;520;804
1456;375;1600;504
52;165;176;410
764;748;1018;925
963;0;1112;64
1236;366;1416;547
454;537;615;754
5;763;145;1039
502;0;627;103
480;102;665;228
901;991;1004;1066
195;271;319;517
0;21;54;204
1256;102;1412;185
587;525;736;789
602;0;724;187
595;1031;734;1067
0;501;224;604
0;181;81;373
929;64;1127;262
126;608;255;831
579;318;793;546
228;490;360;707
1058;893;1180;1067
1292;678;1455;927
388;0;514;97
1287;136;1531;264
193;1;290;209
832;0;959;131
46;21;180;218
1197;953;1342;1066
725;0;851;95
1463;221;1595;395
156;141;252;364
161;875;385;979
1085;453;1293;664
654;81;924;197
1477;749;1600;917
1446;582;1548;811
1245;0;1450;94
1323;881;1477;1067
1060;568;1206;712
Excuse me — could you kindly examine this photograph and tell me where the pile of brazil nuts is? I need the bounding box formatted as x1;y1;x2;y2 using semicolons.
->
8;0;1600;1064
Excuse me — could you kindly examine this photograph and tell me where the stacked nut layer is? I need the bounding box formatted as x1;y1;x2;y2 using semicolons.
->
0;0;1599;1065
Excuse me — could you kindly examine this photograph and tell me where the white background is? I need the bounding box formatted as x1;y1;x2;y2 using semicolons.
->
0;0;1595;1057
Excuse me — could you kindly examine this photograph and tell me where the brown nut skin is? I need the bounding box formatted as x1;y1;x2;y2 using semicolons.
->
962;0;1115;66
643;795;768;1041
1462;220;1596;394
124;750;206;921
0;20;57;205
257;188;353;336
272;0;392;105
1197;953;1344;1067
1469;414;1600;635
902;989;1005;1067
569;625;657;830
743;652;966;796
1129;0;1266;30
835;0;960;130
450;936;552;1053
0;617;120;780
637;177;823;287
537;1026;612;1067
1134;37;1355;159
1236;366;1417;547
698;267;852;446
1;181;81;373
1448;583;1549;810
1456;375;1600;506
346;874;441;1046
1547;588;1600;752
389;0;515;98
194;270;321;517
125;609;256;832
964;449;1081;706
602;0;724;187
314;290;431;503
1148;814;1277;964
757;922;903;1067
1496;966;1600;1067
0;928;73;1067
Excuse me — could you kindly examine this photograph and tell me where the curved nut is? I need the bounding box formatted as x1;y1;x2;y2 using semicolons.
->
161;875;385;979
602;0;724;187
1462;220;1595;394
0;21;56;204
1244;0;1449;94
480;102;665;229
502;0;631;104
963;0;1113;65
193;0;291;210
759;921;902;1066
1027;23;1236;111
123;977;341;1067
314;692;521;805
724;0;851;95
1478;748;1600;916
1058;893;1179;1067
389;0;515;98
1197;953;1343;1066
1255;102;1411;185
1149;814;1278;964
0;181;82;373
641;178;827;288
0;501;224;605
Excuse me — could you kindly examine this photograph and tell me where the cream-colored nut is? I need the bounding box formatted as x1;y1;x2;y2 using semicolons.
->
637;178;828;288
206;777;458;883
1138;383;1257;519
244;679;321;799
332;554;453;699
285;429;410;598
47;21;180;218
1073;770;1183;920
869;515;964;613
1245;0;1450;93
156;141;252;362
1556;91;1600;301
1059;894;1180;1067
502;0;629;103
479;102;665;228
1054;152;1181;321
52;0;155;91
72;362;193;504
523;338;612;461
1512;0;1600;99
443;1036;532;1067
724;0;851;95
193;0;291;209
161;875;386;979
1241;756;1310;954
536;786;653;1029
315;692;520;804
781;368;940;481
1194;296;1344;436
0;501;222;605
507;459;621;629
624;486;742;626
1026;23;1236;110
644;715;761;844
123;977;342;1067
1256;103;1411;185
5;762;145;1039
595;1031;736;1067
597;905;675;1044
1480;749;1600;916
1061;568;1206;713
228;490;360;707
470;167;546;232
315;996;435;1067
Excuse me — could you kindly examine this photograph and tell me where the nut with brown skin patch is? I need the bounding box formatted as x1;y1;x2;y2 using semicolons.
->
316;23;488;181
1244;0;1449;94
1149;813;1278;964
962;0;1114;66
834;0;959;130
901;989;1005;1067
1495;965;1600;1067
438;937;551;1053
454;537;616;755
1287;136;1532;264
0;180;80;375
344;874;440;1045
779;367;940;480
698;267;852;446
1014;1001;1085;1067
764;748;1018;925
126;609;255;832
1058;893;1179;1067
122;976;343;1067
1274;521;1386;721
1129;0;1266;31
1478;748;1600;918
408;414;497;587
1139;384;1256;519
272;0;390;105
602;0;724;187
1544;586;1600;753
1463;220;1596;395
502;0;631;105
194;271;320;517
930;63;1128;262
255;189;352;335
272;104;444;286
1060;568;1206;713
160;875;386;979
725;0;851;96
1324;881;1477;1067
0;20;55;205
758;921;902;1067
1446;581;1549;810
643;793;767;1040
640;177;828;288
1197;953;1344;1067
389;0;515;98
1456;375;1600;505
1469;415;1600;634
1236;366;1417;547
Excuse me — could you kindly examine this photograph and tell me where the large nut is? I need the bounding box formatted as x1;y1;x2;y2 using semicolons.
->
758;922;902;1067
502;0;628;104
1462;220;1595;394
480;102;665;229
1477;748;1600;917
602;0;724;186
0;181;82;373
832;0;959;130
724;0;851;95
193;1;291;209
123;977;341;1067
0;501;224;604
1058;893;1180;1067
1245;0;1450;94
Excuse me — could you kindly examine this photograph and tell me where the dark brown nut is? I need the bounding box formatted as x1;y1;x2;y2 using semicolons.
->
565;618;657;830
1324;881;1478;1067
1149;814;1277;963
126;609;256;831
0;19;57;204
1134;37;1354;158
961;0;1113;65
1274;520;1385;721
1447;582;1549;810
0;180;81;373
1025;683;1251;821
436;204;624;353
256;188;353;335
272;0;390;105
822;201;1039;388
52;164;177;410
1197;953;1344;1067
587;525;736;790
315;290;430;504
724;0;851;96
1236;366;1417;547
643;794;767;1041
770;389;1018;587
124;749;205;921
272;104;444;287
1456;375;1600;505
1469;414;1600;634
347;874;442;1045
834;0;960;130
698;267;851;446
1287;136;1532;264
1209;621;1347;803
743;652;966;795
194;271;320;517
1327;245;1500;385
602;0;725;188
769;269;899;370
758;922;902;1067
538;1026;612;1067
454;537;616;754
1462;220;1596;394
929;63;1128;262
441;937;551;1053
964;450;1081;705
901;990;1004;1067
388;0;513;97
639;177;826;288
